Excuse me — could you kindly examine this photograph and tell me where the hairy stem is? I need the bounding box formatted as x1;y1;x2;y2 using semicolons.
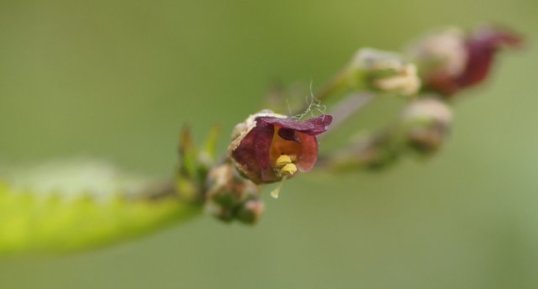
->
322;92;375;137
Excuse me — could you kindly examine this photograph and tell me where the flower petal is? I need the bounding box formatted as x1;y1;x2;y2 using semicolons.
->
231;121;274;184
456;27;522;88
295;133;318;172
257;114;333;135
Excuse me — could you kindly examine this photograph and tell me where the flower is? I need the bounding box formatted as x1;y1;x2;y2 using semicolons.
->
409;26;522;96
228;110;332;184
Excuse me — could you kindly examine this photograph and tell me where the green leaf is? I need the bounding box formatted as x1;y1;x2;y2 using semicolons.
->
0;161;200;254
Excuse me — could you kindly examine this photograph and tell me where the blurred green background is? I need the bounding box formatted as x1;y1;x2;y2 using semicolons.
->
1;0;537;288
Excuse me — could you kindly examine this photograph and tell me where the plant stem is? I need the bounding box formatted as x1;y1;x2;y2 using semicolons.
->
321;92;375;138
315;68;351;102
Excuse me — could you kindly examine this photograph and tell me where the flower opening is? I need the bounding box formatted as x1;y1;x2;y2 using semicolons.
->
229;111;332;184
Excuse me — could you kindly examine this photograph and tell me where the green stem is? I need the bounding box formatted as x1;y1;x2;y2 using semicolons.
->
320;92;375;139
315;68;351;102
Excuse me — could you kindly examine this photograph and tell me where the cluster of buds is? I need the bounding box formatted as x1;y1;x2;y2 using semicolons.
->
317;25;521;171
205;162;262;224
173;24;522;224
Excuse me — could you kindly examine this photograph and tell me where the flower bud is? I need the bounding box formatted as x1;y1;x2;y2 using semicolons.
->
236;199;265;225
349;48;421;96
409;26;522;96
205;162;259;222
401;98;453;152
228;110;332;184
408;28;468;80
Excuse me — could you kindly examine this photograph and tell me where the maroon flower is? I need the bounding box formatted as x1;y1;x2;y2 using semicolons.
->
228;111;332;184
455;26;522;90
412;26;522;96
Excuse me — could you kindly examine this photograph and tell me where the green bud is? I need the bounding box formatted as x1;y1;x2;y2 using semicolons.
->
401;98;453;153
236;199;265;225
205;162;261;223
349;48;421;96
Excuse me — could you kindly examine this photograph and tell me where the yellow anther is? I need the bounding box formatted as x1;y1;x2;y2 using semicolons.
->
280;163;297;176
275;155;293;168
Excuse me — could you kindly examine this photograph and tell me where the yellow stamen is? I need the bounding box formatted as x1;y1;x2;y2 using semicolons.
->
275;154;298;177
270;177;287;199
280;163;297;176
270;184;281;199
275;154;292;168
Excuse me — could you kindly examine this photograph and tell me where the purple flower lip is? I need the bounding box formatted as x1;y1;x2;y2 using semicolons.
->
229;113;332;184
258;115;333;135
455;26;522;89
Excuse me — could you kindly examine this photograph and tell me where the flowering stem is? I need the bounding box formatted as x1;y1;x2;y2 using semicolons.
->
321;92;375;137
315;68;351;102
0;25;521;254
288;68;355;116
